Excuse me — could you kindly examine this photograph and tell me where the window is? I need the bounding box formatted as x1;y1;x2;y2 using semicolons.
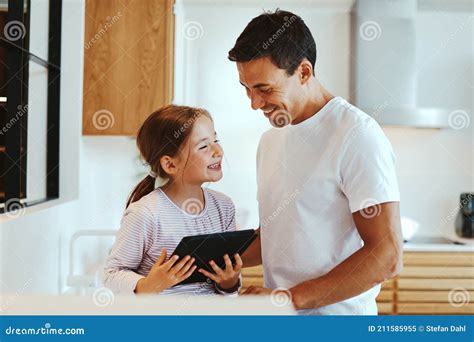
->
0;0;62;215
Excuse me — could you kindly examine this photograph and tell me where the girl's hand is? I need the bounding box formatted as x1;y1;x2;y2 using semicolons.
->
198;253;243;291
135;248;196;294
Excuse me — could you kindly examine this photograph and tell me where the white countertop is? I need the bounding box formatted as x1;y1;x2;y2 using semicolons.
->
404;242;473;252
1;294;295;315
403;235;474;252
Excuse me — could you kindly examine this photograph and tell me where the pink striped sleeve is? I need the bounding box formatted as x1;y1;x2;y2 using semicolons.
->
103;204;155;293
225;197;236;232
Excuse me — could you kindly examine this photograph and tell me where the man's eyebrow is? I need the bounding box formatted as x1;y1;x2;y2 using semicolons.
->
239;81;270;89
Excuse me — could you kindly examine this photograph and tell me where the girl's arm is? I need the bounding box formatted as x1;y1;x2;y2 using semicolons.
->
103;205;154;293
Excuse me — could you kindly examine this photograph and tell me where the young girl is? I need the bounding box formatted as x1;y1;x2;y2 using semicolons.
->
103;105;242;296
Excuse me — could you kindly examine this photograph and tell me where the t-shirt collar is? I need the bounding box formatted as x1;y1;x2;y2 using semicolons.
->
287;96;342;131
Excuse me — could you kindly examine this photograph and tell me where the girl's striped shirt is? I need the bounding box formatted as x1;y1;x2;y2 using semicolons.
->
103;187;237;296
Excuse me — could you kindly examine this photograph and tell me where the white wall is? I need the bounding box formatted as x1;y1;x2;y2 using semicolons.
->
385;127;473;238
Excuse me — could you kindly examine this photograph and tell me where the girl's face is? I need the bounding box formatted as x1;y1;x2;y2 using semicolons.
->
175;115;223;185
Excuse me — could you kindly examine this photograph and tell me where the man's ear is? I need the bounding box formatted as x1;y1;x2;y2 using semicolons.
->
298;60;313;85
160;155;178;176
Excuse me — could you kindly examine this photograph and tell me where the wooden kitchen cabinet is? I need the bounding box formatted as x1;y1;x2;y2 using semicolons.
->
241;251;474;315
83;0;174;135
395;251;474;315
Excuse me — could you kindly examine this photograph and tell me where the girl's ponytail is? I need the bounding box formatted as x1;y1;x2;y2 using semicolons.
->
126;175;156;208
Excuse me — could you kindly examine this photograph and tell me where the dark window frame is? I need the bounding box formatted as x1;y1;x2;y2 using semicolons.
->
0;0;62;214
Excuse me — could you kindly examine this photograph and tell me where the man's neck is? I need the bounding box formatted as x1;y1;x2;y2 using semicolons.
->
292;80;334;125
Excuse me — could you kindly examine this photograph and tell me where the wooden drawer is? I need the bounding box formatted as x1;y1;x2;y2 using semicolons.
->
397;303;474;314
403;252;473;266
398;290;474;303
400;266;474;278
398;278;474;290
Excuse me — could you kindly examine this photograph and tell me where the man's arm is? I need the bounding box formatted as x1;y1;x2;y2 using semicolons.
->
289;202;403;310
241;228;262;267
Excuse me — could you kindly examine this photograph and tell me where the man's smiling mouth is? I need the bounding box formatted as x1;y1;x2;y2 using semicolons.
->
262;107;277;117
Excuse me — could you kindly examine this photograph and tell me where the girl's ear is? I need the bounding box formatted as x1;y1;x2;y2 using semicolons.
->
160;155;178;176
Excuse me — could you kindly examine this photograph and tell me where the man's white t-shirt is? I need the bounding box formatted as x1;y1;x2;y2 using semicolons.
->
256;96;400;315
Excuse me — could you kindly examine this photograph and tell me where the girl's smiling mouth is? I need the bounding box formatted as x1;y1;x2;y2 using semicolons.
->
207;162;221;171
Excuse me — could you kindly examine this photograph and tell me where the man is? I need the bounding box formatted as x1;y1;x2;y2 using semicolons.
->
228;10;403;315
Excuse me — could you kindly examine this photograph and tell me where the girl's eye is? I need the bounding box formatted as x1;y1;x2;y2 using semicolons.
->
198;139;219;150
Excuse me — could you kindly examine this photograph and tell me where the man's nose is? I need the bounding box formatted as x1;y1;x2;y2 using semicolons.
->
250;91;265;110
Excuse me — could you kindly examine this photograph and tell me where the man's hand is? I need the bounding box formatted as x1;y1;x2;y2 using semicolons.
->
241;228;262;267
241;286;293;307
198;253;243;290
241;285;273;295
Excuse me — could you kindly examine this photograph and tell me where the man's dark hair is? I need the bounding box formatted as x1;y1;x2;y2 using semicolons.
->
228;9;316;76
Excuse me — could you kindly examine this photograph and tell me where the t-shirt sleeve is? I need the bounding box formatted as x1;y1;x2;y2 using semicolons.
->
102;204;155;293
340;119;400;213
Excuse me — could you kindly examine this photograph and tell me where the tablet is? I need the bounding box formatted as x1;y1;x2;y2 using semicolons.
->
171;229;258;285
